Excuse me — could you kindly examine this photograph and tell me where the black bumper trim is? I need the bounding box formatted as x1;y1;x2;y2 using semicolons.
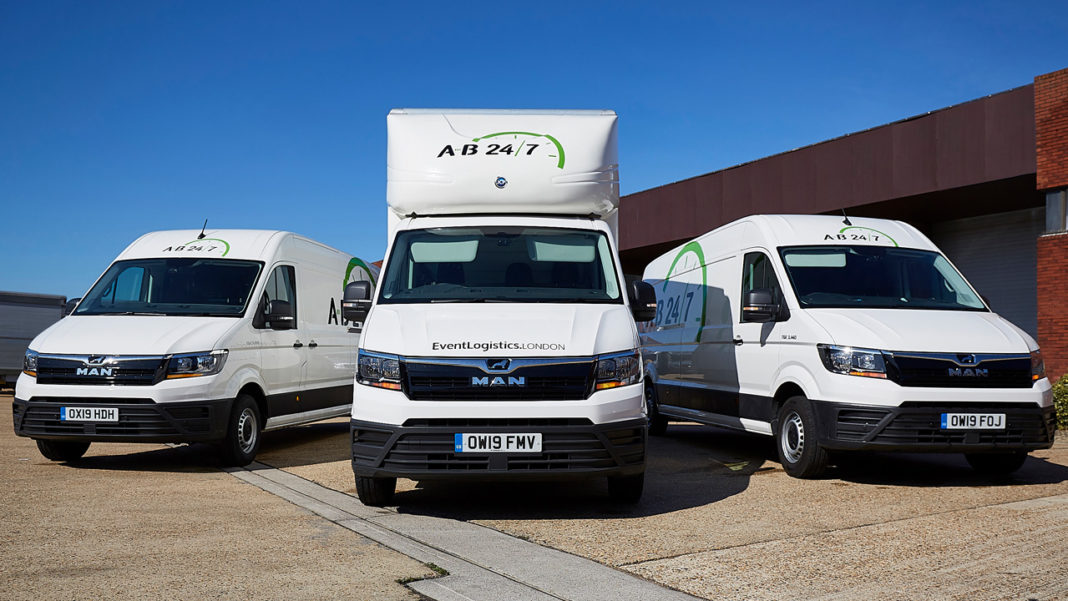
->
351;417;647;480
12;397;232;443
812;400;1056;452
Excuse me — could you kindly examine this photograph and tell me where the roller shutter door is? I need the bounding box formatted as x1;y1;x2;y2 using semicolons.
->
928;207;1043;339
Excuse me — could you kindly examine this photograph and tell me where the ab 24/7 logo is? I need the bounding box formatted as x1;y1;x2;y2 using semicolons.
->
436;131;566;169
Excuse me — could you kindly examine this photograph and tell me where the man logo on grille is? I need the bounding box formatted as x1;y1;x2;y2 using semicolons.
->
472;376;525;386
957;354;978;365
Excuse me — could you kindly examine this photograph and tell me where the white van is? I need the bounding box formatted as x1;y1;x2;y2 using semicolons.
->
640;214;1055;477
340;109;656;505
14;229;378;466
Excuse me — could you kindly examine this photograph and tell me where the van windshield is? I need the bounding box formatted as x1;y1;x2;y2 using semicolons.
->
378;226;623;304
74;258;263;317
778;246;987;311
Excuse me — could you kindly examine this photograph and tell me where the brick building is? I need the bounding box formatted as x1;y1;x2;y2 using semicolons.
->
619;67;1068;382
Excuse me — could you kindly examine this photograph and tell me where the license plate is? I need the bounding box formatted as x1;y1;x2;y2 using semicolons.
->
454;433;542;453
61;407;119;422
941;413;1005;430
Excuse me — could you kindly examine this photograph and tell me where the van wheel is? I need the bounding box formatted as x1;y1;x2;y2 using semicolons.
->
355;475;397;506
965;451;1028;475
775;396;828;478
36;439;90;462
607;472;644;503
645;382;668;436
218;394;261;467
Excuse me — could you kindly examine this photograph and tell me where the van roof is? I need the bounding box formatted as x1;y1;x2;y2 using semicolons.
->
116;230;299;261
740;214;937;251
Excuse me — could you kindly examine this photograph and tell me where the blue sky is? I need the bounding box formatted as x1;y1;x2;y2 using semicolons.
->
2;1;1066;298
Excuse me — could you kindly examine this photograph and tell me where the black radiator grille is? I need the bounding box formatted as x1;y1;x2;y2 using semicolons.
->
885;354;1032;389
35;355;166;386
404;359;595;401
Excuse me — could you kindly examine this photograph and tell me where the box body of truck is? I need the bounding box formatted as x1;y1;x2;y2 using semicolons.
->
0;292;67;389
347;110;653;504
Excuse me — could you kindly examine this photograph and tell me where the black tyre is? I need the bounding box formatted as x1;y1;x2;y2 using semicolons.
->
775;396;829;478
355;475;397;506
965;451;1028;475
217;394;262;467
36;439;90;462
607;472;644;503
645;382;668;436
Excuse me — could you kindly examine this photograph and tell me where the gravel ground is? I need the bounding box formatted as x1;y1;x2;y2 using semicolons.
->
255;418;1068;601
0;397;431;601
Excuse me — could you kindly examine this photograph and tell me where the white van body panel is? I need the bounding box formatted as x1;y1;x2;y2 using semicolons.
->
641;214;1054;460
15;229;377;449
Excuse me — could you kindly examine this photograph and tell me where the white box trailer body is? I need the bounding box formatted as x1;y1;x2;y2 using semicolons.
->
0;292;67;388
14;229;378;465
640;214;1055;477
347;110;653;505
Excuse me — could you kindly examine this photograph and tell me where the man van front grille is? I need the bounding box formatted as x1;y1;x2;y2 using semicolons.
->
885;353;1032;389
404;358;595;401
35;355;166;386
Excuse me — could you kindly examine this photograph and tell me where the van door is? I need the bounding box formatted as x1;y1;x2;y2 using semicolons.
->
645;264;697;407
297;265;357;412
733;251;785;424
676;254;740;415
256;264;307;417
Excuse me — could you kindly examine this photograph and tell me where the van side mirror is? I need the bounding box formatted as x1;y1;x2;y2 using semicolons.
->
267;299;296;330
628;280;657;322
65;297;81;316
342;281;372;324
741;288;781;323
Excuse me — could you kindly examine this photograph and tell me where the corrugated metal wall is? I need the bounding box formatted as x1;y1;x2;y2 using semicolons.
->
929;207;1044;338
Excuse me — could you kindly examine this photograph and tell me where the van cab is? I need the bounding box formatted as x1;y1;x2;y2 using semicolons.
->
14;229;377;465
640;214;1056;477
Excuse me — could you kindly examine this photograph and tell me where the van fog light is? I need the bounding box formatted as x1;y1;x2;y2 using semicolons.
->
818;344;887;379
595;350;641;390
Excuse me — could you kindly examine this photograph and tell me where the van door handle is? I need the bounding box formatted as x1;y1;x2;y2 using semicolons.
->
733;337;744;346
293;341;304;349
308;341;318;349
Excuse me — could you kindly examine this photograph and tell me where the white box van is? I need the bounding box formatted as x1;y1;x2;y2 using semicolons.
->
341;109;657;505
14;229;378;466
640;214;1055;477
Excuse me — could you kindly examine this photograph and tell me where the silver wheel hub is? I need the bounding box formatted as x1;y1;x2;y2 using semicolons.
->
781;411;805;463
236;408;258;454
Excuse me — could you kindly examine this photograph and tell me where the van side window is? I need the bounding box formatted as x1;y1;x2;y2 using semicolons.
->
257;265;297;329
740;252;782;313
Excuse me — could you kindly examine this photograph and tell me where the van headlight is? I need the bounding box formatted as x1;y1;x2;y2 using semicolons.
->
23;349;39;376
595;350;641;390
1031;349;1046;382
166;350;228;379
358;350;403;391
817;344;887;379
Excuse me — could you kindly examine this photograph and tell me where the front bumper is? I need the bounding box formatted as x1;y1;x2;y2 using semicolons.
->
12;396;232;443
812;400;1056;452
351;417;647;480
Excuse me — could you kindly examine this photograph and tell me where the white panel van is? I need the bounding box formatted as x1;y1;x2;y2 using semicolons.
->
14;229;377;466
640;215;1055;477
341;109;656;505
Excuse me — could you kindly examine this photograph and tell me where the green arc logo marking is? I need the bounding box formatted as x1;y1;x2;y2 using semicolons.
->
663;241;707;342
185;238;230;256
344;257;377;288
472;131;566;169
839;226;898;247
